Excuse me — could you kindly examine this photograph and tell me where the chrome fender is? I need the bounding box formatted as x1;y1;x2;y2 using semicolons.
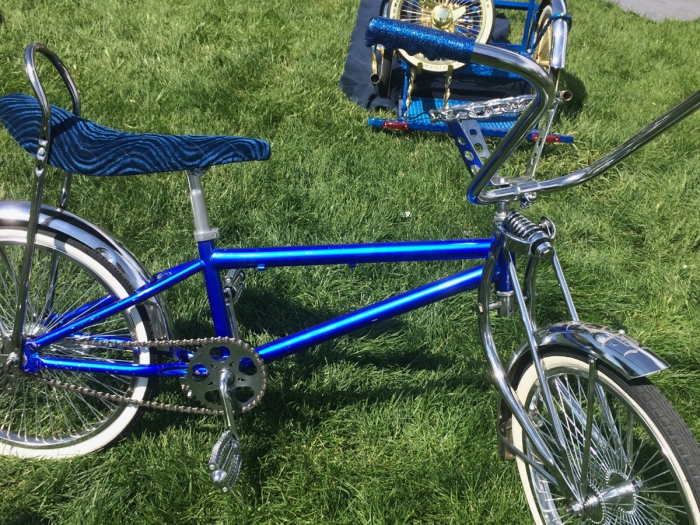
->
0;200;171;340
497;321;667;460
508;321;668;381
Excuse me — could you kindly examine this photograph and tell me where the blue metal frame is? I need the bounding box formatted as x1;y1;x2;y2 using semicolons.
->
25;238;499;375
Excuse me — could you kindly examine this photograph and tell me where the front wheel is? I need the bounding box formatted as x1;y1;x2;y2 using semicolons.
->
0;226;157;458
511;348;700;524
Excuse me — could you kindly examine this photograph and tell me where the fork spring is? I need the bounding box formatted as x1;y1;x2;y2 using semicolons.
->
504;210;546;242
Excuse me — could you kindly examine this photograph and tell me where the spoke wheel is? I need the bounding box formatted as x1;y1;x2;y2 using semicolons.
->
0;227;155;458
388;0;494;72
511;349;700;524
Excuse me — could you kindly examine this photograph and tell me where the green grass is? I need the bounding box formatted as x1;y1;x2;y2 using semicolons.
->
1;0;700;523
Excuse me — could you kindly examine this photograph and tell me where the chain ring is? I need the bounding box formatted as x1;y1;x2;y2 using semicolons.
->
18;336;265;417
184;340;267;413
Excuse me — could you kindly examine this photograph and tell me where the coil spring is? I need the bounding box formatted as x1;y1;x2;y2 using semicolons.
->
504;210;547;242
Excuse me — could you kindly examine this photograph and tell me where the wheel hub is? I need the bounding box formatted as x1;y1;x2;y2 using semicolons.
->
432;4;453;28
599;472;637;512
569;472;639;522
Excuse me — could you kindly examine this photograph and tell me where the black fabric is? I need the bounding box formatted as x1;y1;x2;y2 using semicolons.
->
339;2;514;111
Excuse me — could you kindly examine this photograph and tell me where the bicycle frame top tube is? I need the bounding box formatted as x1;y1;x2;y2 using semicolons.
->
30;237;493;353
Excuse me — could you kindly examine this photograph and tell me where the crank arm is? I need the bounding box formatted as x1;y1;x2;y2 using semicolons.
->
208;369;243;493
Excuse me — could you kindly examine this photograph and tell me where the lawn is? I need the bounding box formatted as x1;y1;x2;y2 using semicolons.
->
1;0;700;523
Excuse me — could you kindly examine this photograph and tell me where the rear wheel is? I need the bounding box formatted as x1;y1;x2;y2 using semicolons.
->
511;349;700;524
0;227;156;458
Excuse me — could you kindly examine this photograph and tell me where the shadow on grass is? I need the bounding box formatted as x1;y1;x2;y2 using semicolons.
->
168;283;467;371
2;511;50;525
130;284;487;436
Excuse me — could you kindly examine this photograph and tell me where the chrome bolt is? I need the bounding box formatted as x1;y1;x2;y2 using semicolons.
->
534;241;554;260
36;147;47;161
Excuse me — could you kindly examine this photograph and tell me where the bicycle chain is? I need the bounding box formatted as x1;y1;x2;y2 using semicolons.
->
20;336;267;417
429;94;536;122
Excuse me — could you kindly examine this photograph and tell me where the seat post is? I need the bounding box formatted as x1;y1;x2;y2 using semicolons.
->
186;169;219;243
186;169;233;338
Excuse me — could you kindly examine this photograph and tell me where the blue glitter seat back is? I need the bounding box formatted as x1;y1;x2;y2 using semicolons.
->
0;93;270;176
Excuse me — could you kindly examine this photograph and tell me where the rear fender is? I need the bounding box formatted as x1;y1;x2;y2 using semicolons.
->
0;200;171;340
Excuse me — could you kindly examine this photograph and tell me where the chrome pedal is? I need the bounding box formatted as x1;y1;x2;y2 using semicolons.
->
208;429;242;493
223;269;246;305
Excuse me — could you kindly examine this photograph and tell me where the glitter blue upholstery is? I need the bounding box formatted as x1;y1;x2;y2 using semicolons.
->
365;17;475;64
0;93;270;176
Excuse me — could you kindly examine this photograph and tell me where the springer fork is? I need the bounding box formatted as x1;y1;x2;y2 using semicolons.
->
479;205;581;501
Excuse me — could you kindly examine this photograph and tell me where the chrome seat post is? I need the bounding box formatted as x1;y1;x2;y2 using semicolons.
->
186;169;219;243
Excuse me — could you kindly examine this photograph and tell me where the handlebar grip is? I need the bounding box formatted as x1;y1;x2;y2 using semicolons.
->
365;17;475;65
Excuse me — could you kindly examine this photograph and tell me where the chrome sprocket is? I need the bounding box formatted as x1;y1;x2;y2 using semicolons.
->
184;339;266;413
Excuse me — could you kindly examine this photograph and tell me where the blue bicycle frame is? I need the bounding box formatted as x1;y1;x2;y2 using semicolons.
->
25;236;505;376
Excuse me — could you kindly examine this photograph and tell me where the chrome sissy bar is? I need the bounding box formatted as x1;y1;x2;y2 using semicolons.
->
8;43;81;358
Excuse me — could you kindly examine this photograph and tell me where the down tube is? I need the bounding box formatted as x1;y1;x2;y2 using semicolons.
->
258;265;485;361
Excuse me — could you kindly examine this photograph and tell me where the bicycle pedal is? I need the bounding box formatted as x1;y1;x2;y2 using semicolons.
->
208;429;242;493
223;269;245;305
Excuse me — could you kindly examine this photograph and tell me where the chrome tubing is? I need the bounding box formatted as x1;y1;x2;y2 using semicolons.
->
481;88;700;203
24;43;81;147
24;43;80;211
550;0;569;71
10;43;82;354
466;44;556;204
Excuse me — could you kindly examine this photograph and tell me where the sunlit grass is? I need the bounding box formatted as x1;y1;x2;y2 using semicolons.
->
0;0;699;523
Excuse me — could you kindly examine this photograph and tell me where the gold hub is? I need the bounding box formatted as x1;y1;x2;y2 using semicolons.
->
432;5;453;28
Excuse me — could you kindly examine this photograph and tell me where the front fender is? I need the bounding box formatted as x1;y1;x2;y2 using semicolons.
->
0;200;171;340
508;322;668;381
497;321;667;460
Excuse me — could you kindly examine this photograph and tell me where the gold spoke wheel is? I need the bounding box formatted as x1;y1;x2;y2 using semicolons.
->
388;0;495;73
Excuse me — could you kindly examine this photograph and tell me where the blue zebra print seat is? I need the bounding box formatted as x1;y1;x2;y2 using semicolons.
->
0;93;270;176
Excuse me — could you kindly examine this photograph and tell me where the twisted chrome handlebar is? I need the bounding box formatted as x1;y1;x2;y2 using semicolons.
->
368;6;700;206
480;89;700;203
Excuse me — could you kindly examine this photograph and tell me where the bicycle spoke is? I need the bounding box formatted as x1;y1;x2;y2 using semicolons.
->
0;235;150;453
520;358;695;524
